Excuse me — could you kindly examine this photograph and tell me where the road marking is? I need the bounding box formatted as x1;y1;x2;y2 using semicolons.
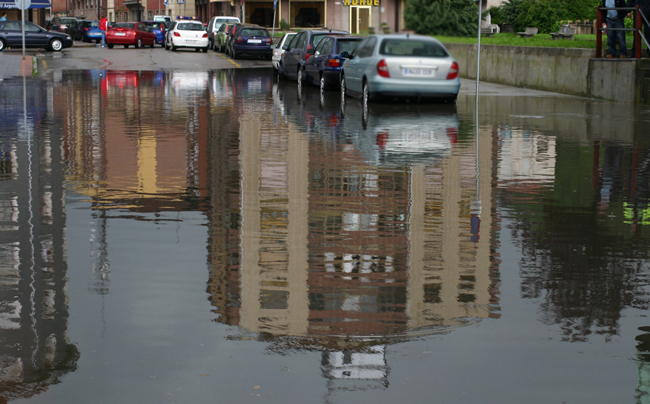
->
214;52;240;68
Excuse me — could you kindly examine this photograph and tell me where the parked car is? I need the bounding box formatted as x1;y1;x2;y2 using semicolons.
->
303;35;360;92
143;21;166;46
75;20;102;43
340;34;460;105
223;23;254;56
206;15;239;50
60;17;78;33
153;15;172;23
106;22;157;49
272;32;296;71
228;24;272;59
165;20;208;52
0;20;73;52
278;28;349;83
215;23;236;53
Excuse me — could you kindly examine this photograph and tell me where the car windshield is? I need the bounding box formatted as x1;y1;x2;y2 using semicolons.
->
112;23;135;29
336;39;361;54
379;39;448;57
87;21;100;28
61;18;76;24
177;23;203;31
240;28;267;36
144;22;162;29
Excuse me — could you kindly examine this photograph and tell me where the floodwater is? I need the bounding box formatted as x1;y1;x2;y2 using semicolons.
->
1;69;650;404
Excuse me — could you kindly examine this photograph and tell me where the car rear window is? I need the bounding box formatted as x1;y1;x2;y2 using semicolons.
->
240;28;268;36
144;22;163;29
336;39;361;54
310;33;345;47
87;21;100;28
379;39;448;57
113;23;135;29
178;23;204;31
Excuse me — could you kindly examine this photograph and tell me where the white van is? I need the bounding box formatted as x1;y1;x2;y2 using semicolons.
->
153;15;172;22
206;16;240;50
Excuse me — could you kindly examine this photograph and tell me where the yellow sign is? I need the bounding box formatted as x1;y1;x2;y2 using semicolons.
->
342;0;379;5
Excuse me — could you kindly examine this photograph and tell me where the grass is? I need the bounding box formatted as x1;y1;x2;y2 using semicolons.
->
434;32;643;50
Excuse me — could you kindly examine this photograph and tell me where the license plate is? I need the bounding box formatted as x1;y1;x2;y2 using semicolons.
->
403;68;433;76
403;131;437;141
115;32;126;36
248;39;261;43
185;40;197;43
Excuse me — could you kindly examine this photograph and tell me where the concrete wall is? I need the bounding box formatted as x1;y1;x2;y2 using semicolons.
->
443;43;650;104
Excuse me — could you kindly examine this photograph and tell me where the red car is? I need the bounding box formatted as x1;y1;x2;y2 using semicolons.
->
106;22;157;49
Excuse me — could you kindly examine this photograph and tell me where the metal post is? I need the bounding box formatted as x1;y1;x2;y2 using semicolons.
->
475;0;482;110
21;7;26;58
636;5;642;59
596;6;602;58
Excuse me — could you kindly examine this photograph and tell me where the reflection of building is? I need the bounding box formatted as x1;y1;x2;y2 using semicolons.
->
0;81;79;401
322;346;389;392
206;73;501;342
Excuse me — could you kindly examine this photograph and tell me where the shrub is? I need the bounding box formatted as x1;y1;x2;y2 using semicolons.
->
279;19;290;31
404;0;479;37
488;6;504;26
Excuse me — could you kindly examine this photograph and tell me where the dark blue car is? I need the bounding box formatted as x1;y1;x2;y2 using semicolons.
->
143;21;166;46
303;35;361;92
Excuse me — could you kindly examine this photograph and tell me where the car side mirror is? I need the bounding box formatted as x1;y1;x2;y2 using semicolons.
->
306;48;315;55
314;50;319;56
340;51;350;58
282;45;288;50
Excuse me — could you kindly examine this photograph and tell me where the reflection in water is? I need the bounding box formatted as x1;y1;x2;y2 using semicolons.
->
3;68;650;401
0;80;79;401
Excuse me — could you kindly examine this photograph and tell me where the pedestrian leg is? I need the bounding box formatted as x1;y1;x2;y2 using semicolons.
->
606;18;618;57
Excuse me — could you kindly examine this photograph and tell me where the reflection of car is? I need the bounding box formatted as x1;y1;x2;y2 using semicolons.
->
294;7;320;27
214;23;236;53
229;24;272;59
106;22;157;48
279;28;349;83
165;20;208;52
206;16;239;50
340;34;460;105
0;20;73;52
304;35;360;91
143;21;166;46
76;20;102;43
272;32;296;70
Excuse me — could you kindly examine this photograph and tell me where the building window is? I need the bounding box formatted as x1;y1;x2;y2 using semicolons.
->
290;1;324;27
148;11;153;20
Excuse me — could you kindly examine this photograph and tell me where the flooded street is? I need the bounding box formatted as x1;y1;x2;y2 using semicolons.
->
2;69;650;403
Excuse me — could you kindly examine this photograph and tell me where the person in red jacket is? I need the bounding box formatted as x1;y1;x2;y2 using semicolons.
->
99;15;108;47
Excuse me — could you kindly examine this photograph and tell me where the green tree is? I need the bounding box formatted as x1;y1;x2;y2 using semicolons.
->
404;0;479;37
514;0;562;33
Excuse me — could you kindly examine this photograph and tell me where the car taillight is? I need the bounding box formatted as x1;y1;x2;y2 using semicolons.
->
446;127;458;143
377;59;390;78
236;36;243;43
202;33;208;38
84;27;89;31
266;37;272;45
304;44;311;60
446;62;459;80
328;58;341;68
174;32;180;37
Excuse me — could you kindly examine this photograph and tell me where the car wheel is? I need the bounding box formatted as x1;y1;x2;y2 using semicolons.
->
277;63;285;80
216;42;221;52
124;44;129;48
107;43;114;49
0;39;5;52
202;47;208;53
297;67;303;90
49;38;64;52
150;40;154;48
362;81;369;128
266;54;272;61
445;95;457;104
136;39;142;48
195;47;200;52
340;75;347;105
232;48;237;59
320;74;327;93
165;41;169;50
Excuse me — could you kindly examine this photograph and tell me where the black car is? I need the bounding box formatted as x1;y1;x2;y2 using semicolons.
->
0;20;74;52
278;28;349;83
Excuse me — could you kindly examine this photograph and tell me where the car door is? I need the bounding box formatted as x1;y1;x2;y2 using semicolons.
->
284;31;306;78
24;21;48;48
344;36;376;94
305;36;331;84
1;21;22;48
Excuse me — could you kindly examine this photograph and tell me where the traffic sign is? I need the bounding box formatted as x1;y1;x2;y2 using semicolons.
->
15;0;31;9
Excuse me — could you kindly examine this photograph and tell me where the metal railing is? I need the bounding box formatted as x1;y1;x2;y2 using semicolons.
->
596;5;649;58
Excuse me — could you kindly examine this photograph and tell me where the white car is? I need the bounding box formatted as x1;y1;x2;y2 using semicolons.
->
206;16;240;50
272;32;296;70
165;20;208;52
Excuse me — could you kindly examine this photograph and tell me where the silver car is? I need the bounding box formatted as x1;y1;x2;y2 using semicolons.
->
272;32;296;71
340;34;460;104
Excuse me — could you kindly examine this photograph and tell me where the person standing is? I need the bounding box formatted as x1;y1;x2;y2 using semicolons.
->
628;0;650;57
0;12;7;21
51;12;61;31
604;0;629;58
99;15;108;47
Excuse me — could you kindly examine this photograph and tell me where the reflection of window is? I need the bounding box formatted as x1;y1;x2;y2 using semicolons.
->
424;283;442;303
290;2;324;27
457;293;476;303
260;290;289;310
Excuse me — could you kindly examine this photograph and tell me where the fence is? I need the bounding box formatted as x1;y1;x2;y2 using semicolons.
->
596;5;649;58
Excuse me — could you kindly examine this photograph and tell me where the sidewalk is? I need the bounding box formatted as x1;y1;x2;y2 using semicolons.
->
0;53;34;80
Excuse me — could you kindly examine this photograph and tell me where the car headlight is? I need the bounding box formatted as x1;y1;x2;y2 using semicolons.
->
66;35;72;40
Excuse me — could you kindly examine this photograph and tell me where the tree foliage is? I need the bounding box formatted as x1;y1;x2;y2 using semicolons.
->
495;0;602;33
404;0;479;37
